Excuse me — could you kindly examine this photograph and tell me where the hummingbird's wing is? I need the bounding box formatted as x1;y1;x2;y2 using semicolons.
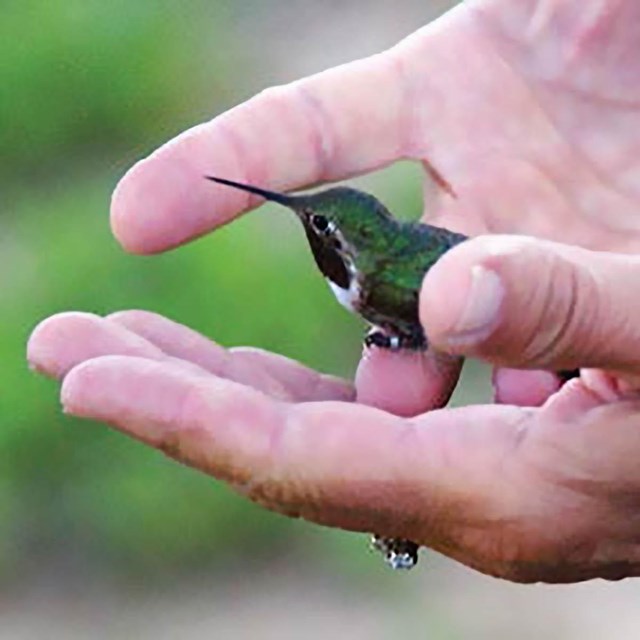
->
402;222;468;266
360;223;468;333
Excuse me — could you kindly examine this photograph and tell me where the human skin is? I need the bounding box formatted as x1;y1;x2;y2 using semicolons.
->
26;0;640;582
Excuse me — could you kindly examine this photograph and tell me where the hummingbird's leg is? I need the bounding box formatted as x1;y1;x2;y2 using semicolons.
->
371;535;420;570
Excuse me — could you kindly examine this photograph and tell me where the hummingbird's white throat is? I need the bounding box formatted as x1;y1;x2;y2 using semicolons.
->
328;279;360;312
326;256;360;313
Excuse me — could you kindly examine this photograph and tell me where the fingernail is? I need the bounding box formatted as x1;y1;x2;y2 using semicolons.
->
445;265;504;346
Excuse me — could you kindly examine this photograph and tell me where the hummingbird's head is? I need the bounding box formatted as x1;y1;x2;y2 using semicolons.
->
206;176;397;290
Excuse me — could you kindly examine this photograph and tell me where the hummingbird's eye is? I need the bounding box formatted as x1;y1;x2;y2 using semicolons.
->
311;214;330;233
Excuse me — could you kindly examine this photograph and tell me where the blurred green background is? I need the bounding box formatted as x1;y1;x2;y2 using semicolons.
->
3;1;640;638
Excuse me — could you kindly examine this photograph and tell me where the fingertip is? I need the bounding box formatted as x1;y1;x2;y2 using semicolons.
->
493;368;563;407
60;355;102;414
27;312;104;377
420;245;473;350
27;311;165;380
110;123;246;254
111;155;201;254
420;235;543;357
355;347;462;417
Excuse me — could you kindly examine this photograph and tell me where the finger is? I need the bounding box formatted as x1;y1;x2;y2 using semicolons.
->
108;310;353;402
111;50;408;254
355;347;463;417
492;368;564;406
27;312;166;378
420;235;640;380
27;312;350;402
61;355;528;543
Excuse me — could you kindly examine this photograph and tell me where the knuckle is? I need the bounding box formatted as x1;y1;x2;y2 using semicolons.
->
520;254;599;367
253;83;289;104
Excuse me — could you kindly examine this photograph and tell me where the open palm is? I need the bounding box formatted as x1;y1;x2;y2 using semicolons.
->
28;0;640;582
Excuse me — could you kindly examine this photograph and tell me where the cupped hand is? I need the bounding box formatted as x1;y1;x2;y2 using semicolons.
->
27;0;640;582
26;298;640;583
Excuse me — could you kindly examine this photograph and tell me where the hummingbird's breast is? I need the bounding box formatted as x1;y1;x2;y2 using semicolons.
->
327;277;361;314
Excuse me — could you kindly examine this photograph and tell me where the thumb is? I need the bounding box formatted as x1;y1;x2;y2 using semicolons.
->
420;235;640;375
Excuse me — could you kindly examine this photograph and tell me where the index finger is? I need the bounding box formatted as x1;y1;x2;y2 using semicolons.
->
111;50;408;254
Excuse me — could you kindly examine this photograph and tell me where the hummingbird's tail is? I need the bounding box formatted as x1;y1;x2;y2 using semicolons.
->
205;176;296;206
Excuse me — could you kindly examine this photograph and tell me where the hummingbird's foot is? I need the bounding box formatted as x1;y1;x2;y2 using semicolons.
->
364;328;426;351
364;329;401;350
370;535;420;570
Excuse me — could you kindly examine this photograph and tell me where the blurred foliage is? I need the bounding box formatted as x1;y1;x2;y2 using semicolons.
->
1;0;480;585
1;0;238;186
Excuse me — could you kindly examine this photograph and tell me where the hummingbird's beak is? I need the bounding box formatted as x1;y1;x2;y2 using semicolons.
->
205;176;297;207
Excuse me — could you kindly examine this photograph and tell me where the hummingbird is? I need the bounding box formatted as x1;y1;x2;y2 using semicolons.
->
206;176;468;353
205;176;579;571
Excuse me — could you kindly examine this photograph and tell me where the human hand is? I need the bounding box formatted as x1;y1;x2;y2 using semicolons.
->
106;0;640;414
27;0;640;582
26;280;640;584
